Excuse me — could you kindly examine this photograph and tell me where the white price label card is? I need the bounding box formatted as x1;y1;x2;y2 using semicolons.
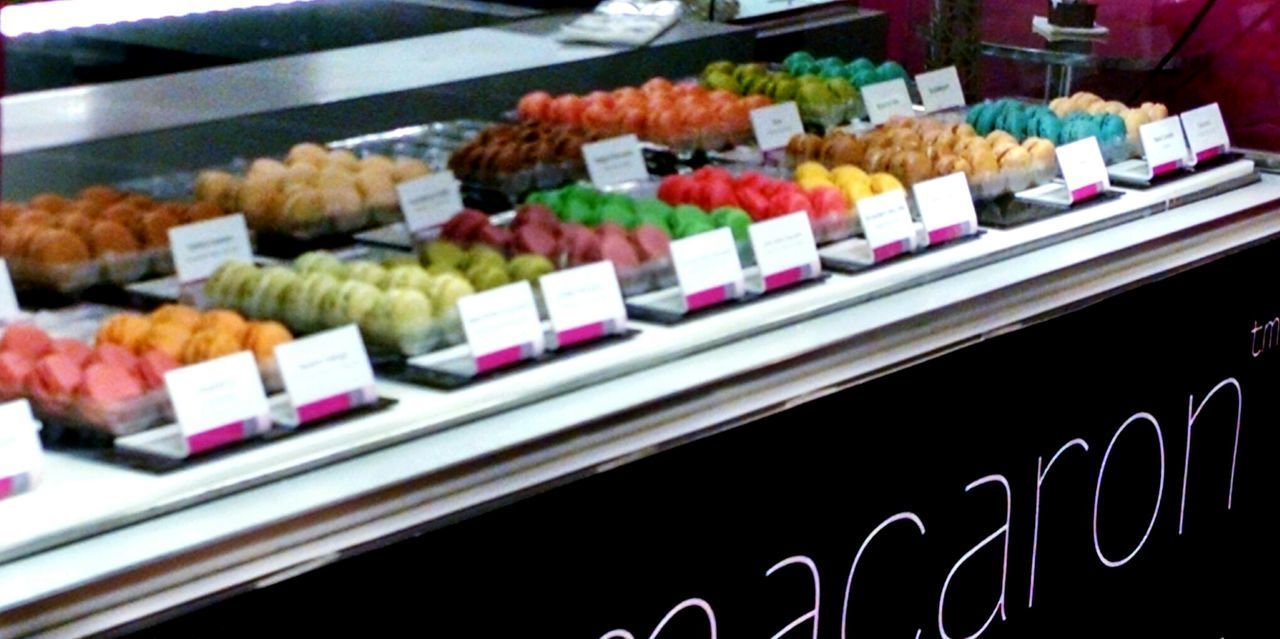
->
1055;136;1110;202
862;79;915;125
274;325;377;425
0;260;19;321
747;212;821;292
396;171;465;239
164;351;270;456
912;172;978;246
0;399;42;499
457;281;546;373
540;261;627;349
169;214;254;284
583;134;649;187
915;66;966;113
857;189;916;262
1180;103;1230;164
671;227;745;312
750;102;805;151
1139;117;1190;176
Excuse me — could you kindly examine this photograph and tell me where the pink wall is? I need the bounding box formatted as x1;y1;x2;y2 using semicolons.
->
859;0;1280;150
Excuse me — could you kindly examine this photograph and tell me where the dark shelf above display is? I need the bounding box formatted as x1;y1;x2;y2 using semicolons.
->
3;0;539;94
1;13;753;198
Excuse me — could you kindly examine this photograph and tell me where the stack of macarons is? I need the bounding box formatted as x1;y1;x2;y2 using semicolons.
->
0;323;172;414
205;254;457;354
437;205;669;290
0;185;226;290
967;98;1127;149
195;143;432;236
94;304;292;367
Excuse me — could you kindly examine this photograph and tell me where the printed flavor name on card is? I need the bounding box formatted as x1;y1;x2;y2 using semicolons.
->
457;281;546;373
274;325;378;425
748;212;821;292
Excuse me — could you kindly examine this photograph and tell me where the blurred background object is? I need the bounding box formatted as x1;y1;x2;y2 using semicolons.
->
863;0;1279;150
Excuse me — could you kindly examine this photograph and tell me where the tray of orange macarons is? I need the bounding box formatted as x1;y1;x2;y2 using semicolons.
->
0;185;227;295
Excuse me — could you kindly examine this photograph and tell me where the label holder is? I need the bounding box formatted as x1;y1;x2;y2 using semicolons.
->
396;171;465;242
103;397;398;473
1108;117;1192;186
625;269;831;325
914;66;966;113
0;400;43;501
456;281;547;376
389;327;641;390
861;78;915;125
857;190;919;264
540;261;629;351
912;172;980;248
169;214;255;286
1180;103;1231;168
669;228;746;315
273;325;380;429
746;212;823;295
749;102;806;152
155;352;272;459
582;134;650;188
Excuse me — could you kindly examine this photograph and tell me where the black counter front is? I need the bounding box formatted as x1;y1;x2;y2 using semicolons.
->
136;220;1274;638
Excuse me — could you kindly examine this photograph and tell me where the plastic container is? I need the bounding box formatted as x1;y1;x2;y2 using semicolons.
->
969;172;1010;201
1033;160;1059;186
810;212;857;244
1003;167;1036;194
102;251;157;285
9;259;103;294
1098;136;1133;165
0;384;169;437
4;242;172;294
436;306;465;347
73;390;171;437
616;258;674;297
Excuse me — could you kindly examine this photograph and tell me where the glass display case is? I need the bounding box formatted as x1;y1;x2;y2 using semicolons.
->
0;1;1276;635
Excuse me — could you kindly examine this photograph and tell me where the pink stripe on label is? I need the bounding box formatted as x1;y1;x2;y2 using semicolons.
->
0;476;12;499
927;223;968;245
557;322;607;348
872;241;907;263
187;421;246;455
1196;146;1223;162
1151;161;1180;177
686;285;729;311
297;393;355;424
475;345;525;373
763;267;806;292
1070;182;1102;203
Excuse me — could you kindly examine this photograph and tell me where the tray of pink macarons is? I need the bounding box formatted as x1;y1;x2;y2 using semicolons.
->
0;304;293;441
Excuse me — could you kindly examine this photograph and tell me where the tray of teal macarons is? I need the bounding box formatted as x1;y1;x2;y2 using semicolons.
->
966;93;1170;167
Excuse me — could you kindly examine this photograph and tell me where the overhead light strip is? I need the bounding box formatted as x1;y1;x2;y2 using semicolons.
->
1;0;318;37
